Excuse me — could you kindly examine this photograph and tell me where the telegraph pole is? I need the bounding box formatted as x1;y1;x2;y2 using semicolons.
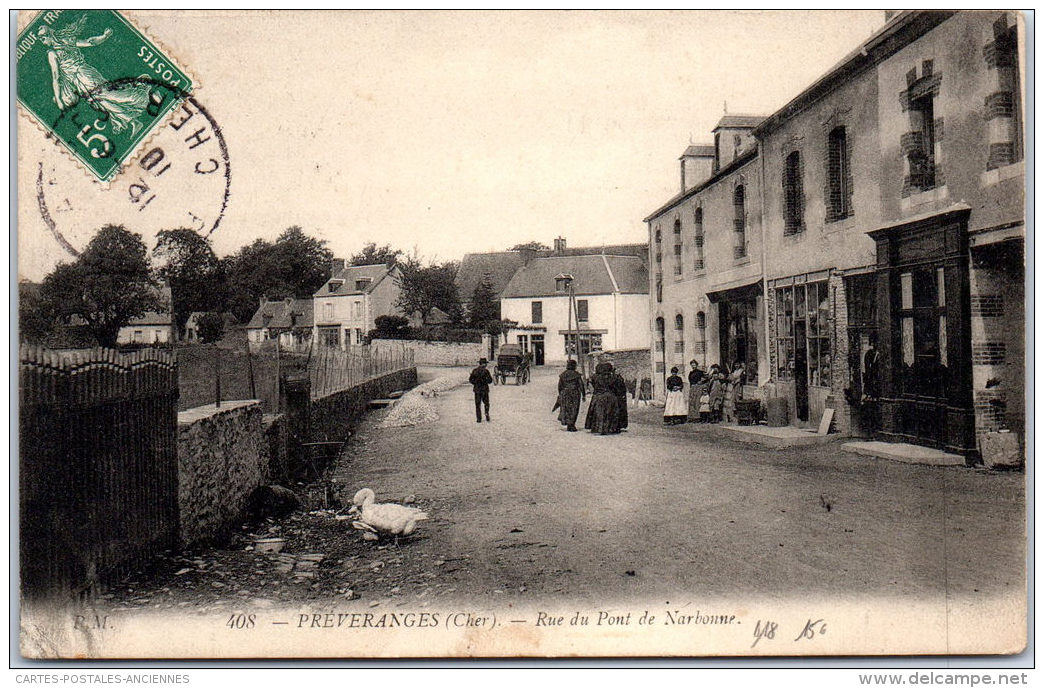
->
570;280;587;380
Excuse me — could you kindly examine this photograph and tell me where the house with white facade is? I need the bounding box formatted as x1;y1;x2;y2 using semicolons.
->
312;262;403;348
500;254;649;366
116;284;174;346
116;311;174;346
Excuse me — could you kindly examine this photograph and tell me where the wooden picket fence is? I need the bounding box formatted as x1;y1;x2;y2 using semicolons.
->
309;345;415;400
18;345;179;601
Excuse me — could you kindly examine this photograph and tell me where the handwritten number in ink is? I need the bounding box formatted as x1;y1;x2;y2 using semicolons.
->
794;618;827;641
751;619;777;648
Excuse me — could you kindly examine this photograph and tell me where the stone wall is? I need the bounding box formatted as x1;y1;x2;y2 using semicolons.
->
263;413;290;484
310;368;418;445
176;369;417;544
584;348;652;388
177;400;266;547
371;338;489;367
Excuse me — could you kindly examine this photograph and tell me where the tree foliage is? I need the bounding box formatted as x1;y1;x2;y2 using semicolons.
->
468;274;500;329
368;314;411;340
349;242;402;268
196;312;227;344
222;226;333;323
18;283;57;345
508;241;551;251
395;255;462;323
153;228;224;337
39;225;160;348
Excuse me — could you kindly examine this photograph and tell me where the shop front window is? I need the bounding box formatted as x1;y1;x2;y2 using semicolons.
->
898;267;948;399
565;333;602;357
774;279;831;386
720;296;759;384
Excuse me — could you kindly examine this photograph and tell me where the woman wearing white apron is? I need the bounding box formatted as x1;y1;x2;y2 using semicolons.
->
663;367;688;425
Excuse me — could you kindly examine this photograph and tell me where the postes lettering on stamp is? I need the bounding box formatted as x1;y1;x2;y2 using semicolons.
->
16;9;194;182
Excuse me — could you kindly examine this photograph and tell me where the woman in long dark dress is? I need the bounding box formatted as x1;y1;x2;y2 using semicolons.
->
687;359;706;422
556;360;585;431
610;369;628;432
585;363;620;435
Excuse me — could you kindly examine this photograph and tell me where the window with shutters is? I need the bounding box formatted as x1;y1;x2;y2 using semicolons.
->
783;150;805;234
673;219;683;276
576;299;588;323
531;301;542;324
694;311;707;356
693;207;705;271
826;127;853;220
733;185;747;259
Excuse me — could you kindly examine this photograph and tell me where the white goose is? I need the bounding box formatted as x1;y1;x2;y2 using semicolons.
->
349;488;429;544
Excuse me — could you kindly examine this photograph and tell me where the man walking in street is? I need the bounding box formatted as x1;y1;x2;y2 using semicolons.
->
470;357;493;423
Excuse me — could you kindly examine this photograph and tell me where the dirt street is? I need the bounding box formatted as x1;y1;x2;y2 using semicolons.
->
103;365;1024;614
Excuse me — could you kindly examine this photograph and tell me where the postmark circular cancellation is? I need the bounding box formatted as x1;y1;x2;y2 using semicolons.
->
35;85;231;259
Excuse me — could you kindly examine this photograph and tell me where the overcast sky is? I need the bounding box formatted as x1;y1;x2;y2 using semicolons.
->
17;10;887;278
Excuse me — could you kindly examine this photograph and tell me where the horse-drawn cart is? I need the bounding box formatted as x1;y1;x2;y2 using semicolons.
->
494;344;530;385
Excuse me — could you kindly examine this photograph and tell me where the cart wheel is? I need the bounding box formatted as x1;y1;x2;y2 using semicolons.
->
515;372;521;385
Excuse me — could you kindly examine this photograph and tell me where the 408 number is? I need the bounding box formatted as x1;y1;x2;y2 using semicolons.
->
227;613;256;629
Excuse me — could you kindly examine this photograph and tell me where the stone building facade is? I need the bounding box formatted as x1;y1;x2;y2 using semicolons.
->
645;118;765;399
643;10;1025;458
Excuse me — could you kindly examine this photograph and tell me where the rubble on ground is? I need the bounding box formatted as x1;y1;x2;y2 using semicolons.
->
380;373;468;428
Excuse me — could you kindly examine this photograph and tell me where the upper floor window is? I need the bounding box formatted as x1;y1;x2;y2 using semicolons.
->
783;150;805;235
655;275;663;304
899;62;942;196
576;299;589;323
673;219;683;275
654;227;662;264
693;207;705;271
555;276;569;293
323;302;334;321
695;311;707;356
531;301;543;324
733;185;747;259
674;313;685;353
713;133;721;174
827;126;853;220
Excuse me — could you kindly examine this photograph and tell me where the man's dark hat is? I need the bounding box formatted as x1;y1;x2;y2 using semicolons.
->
479;358;488;365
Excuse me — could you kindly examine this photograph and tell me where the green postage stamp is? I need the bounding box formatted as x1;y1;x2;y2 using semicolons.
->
16;10;194;182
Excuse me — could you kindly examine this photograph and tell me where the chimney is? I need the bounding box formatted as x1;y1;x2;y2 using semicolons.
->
554;236;566;254
330;257;346;274
680;144;716;191
518;247;538;265
259;295;268;308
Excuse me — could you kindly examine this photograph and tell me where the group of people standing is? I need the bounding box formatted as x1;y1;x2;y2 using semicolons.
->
555;359;628;435
664;359;746;425
470;354;747;433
